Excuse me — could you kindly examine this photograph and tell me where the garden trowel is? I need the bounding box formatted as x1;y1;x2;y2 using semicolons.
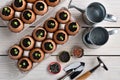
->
58;62;85;80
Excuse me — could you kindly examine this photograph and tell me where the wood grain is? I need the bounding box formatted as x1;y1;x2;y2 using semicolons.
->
19;56;120;80
0;0;120;80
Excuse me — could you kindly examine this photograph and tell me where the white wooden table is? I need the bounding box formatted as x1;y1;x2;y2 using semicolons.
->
0;0;120;80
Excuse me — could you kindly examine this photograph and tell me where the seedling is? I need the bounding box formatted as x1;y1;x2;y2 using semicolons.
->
14;21;18;26
40;6;43;9
34;52;41;58
38;54;41;57
35;53;38;57
49;44;53;49
60;36;64;41
27;13;31;18
4;7;10;13
50;23;55;26
23;62;26;66
40;32;43;36
73;25;77;28
14;49;18;55
27;41;31;46
38;32;43;38
64;14;67;18
7;10;10;13
19;0;22;3
4;7;8;11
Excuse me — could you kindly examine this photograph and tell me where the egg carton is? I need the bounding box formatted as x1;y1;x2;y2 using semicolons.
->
0;0;66;33
0;0;70;55
0;0;73;80
7;7;80;80
0;0;68;55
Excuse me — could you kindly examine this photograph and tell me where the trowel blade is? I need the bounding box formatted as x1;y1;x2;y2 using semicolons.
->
58;62;85;80
64;62;85;72
69;62;85;79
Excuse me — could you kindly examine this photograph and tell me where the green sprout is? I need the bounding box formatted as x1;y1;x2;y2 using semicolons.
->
23;62;26;66
4;7;10;12
73;25;77;28
60;36;64;41
40;6;43;9
15;51;18;55
35;53;41;57
38;54;41;57
35;53;38;57
14;49;17;52
19;0;22;3
49;44;53;49
14;49;18;55
64;14;67;18
27;13;31;18
40;32;43;36
7;10;10;13
50;23;55;26
14;21;18;26
38;32;43;38
27;41;31;46
4;7;8;11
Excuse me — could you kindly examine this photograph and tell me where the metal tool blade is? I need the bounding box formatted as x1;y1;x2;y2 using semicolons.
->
58;62;85;80
69;62;85;79
64;62;85;72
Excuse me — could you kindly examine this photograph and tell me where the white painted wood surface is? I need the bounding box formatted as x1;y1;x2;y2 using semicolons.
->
0;0;120;80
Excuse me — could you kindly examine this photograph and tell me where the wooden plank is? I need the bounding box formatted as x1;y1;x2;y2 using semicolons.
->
17;56;120;80
0;0;120;80
0;56;119;80
0;28;33;55
0;56;26;80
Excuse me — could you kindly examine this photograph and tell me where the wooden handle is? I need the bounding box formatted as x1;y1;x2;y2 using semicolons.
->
76;71;91;80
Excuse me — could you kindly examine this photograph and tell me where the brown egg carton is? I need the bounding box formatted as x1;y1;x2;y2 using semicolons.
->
8;7;81;73
0;0;71;80
0;0;66;33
